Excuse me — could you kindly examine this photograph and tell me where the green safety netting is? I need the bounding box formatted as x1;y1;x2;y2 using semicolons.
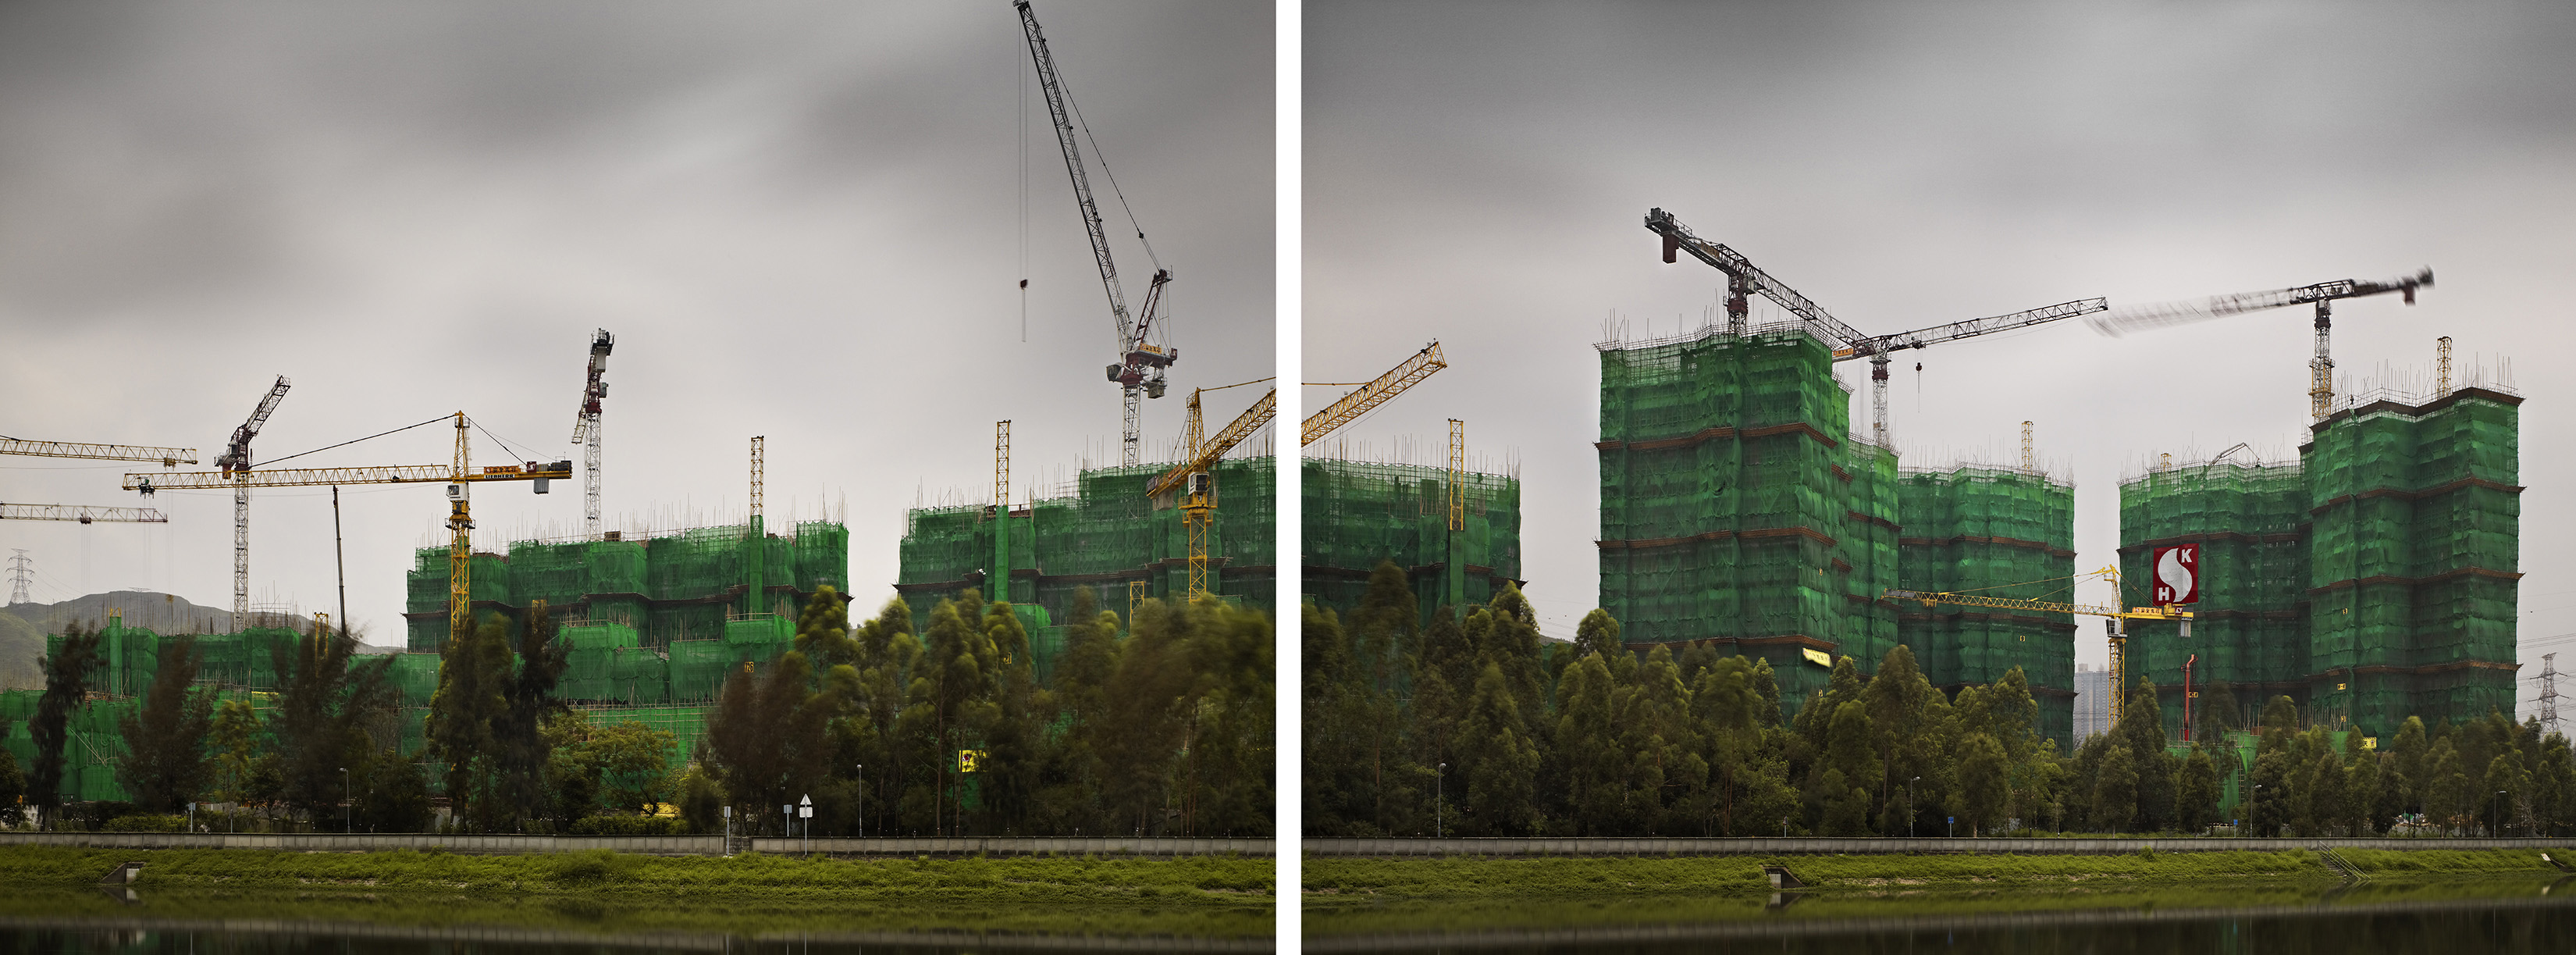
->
2119;388;2520;737
1300;458;1523;630
1896;465;2079;743
405;522;850;652
898;458;1278;637
1594;327;1919;714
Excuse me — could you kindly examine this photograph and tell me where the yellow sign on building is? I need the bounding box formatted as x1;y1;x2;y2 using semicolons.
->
959;749;986;773
1802;647;1832;668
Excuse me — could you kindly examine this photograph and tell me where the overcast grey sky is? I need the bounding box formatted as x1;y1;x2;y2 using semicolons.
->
1305;1;2576;705
0;1;1272;641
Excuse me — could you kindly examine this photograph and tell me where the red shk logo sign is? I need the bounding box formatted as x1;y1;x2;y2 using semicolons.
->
2152;543;2201;605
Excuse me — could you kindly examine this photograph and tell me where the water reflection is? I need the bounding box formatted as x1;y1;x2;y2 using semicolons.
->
0;925;1272;953
1308;879;2576;953
0;888;1272;954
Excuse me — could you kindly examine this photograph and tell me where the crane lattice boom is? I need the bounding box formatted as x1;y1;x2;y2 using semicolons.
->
0;504;168;523
2087;269;2432;337
1300;342;1447;446
1147;389;1275;500
1645;208;1867;348
0;437;197;466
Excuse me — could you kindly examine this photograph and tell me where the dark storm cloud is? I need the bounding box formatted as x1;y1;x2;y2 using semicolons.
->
1305;0;2576;679
0;1;1271;643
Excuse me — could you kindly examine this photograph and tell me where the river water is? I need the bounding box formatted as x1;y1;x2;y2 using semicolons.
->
0;888;1273;953
1304;878;2576;953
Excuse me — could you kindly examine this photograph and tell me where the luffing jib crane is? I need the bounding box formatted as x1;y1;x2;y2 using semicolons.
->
1644;208;2106;447
2087;269;2432;420
570;330;614;540
0;434;194;526
129;412;568;645
1017;0;1176;468
208;376;292;632
1887;565;2192;730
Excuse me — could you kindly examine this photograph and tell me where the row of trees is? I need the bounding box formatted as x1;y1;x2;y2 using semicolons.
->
11;585;1273;837
1305;560;2576;837
688;586;1273;838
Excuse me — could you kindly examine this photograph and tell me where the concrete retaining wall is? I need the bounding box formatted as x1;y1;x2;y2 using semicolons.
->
1305;836;2576;856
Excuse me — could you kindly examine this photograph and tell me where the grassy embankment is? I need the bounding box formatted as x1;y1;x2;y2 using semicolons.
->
0;846;1272;938
1304;848;2576;937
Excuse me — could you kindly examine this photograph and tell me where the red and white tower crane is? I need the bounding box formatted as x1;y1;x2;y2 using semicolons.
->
1017;0;1176;468
570;330;614;540
212;376;292;632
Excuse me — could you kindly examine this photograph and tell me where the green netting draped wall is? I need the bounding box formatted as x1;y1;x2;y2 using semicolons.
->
897;457;1279;647
2119;460;2311;734
1595;326;1903;713
1300;458;1524;631
1898;465;2079;744
404;521;849;654
2120;387;2521;739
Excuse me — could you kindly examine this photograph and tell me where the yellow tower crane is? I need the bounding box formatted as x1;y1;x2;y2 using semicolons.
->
1885;565;2191;731
1147;381;1276;602
126;413;568;644
1;434;197;524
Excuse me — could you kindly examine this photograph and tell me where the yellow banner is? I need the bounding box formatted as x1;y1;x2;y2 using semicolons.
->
1802;647;1832;668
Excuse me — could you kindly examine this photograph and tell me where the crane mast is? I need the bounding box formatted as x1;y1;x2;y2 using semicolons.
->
215;376;291;632
571;330;614;540
1016;0;1175;467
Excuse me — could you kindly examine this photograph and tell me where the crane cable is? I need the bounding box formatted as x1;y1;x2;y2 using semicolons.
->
248;414;452;470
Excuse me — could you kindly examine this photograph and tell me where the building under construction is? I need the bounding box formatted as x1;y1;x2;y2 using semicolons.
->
1300;455;1523;629
895;456;1277;668
2120;381;2521;736
1596;324;2083;742
0;517;856;804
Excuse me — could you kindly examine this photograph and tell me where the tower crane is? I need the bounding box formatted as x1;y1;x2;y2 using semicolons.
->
210;376;292;631
127;412;568;644
570;330;614;540
1644;209;2106;447
0;435;194;525
1017;0;1176;468
1886;565;2192;731
1147;383;1275;602
2087;269;2432;420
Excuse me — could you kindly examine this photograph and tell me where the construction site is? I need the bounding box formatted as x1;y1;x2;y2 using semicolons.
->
1575;208;2517;747
0;2;1285;812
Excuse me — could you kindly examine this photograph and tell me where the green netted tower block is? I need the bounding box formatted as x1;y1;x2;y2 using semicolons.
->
1300;458;1524;630
897;457;1278;664
2119;460;2311;730
2121;386;2520;738
1595;326;1902;712
1898;465;2079;743
404;521;849;655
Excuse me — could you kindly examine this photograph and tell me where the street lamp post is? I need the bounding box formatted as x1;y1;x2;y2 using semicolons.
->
1436;762;1446;838
2496;790;2507;838
857;764;865;839
2251;784;2264;839
1909;776;1920;837
340;768;350;834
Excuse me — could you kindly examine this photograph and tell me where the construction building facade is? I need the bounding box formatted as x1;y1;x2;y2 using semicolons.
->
1596;325;2080;740
896;457;1276;674
1300;457;1524;629
2121;385;2521;736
